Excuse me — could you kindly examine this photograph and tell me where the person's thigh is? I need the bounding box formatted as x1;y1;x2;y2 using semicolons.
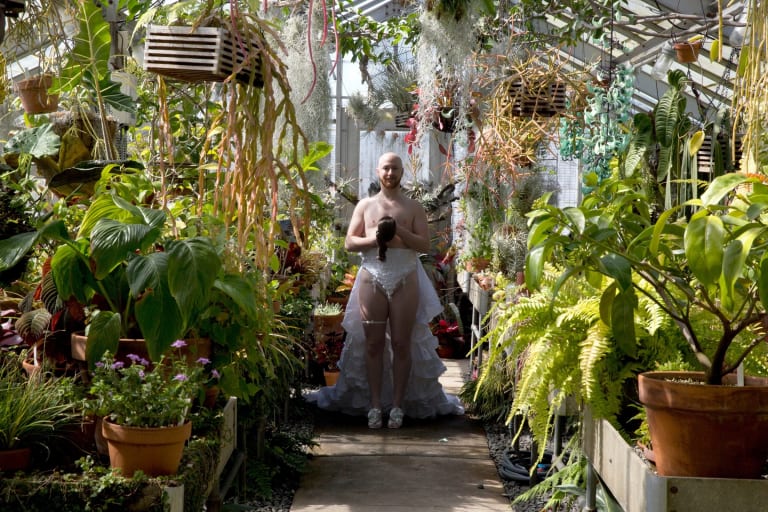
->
357;268;390;344
388;271;419;347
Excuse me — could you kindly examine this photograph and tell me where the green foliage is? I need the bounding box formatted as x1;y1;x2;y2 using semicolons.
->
0;353;82;450
527;173;768;385
86;348;206;428
475;266;688;462
459;356;515;423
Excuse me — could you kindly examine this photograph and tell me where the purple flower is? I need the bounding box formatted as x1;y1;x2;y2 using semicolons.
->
126;353;142;362
173;373;188;382
95;361;105;368
211;369;221;379
138;370;145;378
197;357;210;365
171;339;187;349
111;361;125;370
140;358;150;366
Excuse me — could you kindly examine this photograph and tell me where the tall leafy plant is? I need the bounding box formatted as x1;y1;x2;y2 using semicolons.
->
526;174;768;386
57;1;135;160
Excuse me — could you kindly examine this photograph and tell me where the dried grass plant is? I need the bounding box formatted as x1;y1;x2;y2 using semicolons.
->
467;41;589;190
154;11;312;272
731;0;768;175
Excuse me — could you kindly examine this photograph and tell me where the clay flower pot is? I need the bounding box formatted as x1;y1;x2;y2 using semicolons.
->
14;74;59;114
101;419;192;477
673;40;703;63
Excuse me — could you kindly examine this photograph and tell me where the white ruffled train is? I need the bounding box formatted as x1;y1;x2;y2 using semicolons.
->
305;256;465;419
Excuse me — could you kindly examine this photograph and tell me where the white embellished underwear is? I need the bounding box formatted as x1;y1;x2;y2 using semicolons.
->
360;248;419;301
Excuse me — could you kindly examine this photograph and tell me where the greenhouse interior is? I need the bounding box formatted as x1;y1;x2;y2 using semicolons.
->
1;0;768;511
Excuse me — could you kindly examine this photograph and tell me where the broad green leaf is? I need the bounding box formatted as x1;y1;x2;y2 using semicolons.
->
719;227;763;311
655;87;681;147
563;207;586;234
51;241;91;303
86;310;122;369
0;232;39;271
701;173;751;206
527;216;557;249
130;252;184;361
649;206;682;255
759;253;768;308
599;281;617;325
90;219;159;279
600;254;632;292
684;215;724;286
59;2;111;91
720;239;743;311
3;124;60;158
167;237;221;327
623;113;653;176
525;244;549;290
611;287;637;358
214;274;259;322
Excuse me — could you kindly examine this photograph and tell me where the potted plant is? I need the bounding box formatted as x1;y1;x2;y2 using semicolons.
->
0;177;257;367
0;353;82;472
527;173;768;479
312;301;345;384
85;341;208;476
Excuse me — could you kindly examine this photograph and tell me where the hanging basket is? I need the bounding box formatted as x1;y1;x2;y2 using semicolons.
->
509;79;567;117
696;132;743;176
673;40;703;63
144;25;264;87
14;74;59;114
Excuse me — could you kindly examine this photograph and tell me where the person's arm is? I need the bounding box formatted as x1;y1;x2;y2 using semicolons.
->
396;203;431;254
345;201;378;252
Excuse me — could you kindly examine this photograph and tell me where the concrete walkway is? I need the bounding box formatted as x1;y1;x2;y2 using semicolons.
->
291;359;511;511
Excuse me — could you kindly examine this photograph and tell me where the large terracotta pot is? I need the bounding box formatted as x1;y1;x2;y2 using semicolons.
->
0;447;32;472
101;419;192;477
638;371;768;478
71;333;211;367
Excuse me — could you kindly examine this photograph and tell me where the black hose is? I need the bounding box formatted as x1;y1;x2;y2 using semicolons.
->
498;449;555;483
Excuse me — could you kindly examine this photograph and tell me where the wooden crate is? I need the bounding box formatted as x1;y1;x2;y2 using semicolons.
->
697;132;743;176
509;80;567;117
144;25;263;87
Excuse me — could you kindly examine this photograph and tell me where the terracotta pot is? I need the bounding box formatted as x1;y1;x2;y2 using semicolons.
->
323;369;340;387
0;447;32;472
101;419;192;477
14;74;59;114
673;40;703;63
313;313;345;338
436;345;454;359
638;371;768;478
71;333;211;367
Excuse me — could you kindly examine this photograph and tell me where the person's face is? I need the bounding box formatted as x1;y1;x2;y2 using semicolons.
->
377;155;403;190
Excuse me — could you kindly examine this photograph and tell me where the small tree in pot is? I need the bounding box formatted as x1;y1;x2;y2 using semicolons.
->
526;173;768;478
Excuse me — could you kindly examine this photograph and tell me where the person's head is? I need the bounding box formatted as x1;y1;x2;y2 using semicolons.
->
376;215;396;261
376;153;404;191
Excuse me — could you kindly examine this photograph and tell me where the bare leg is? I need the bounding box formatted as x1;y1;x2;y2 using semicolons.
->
357;268;390;410
388;271;419;409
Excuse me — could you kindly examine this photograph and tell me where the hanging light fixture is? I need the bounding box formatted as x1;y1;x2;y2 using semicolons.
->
651;41;676;81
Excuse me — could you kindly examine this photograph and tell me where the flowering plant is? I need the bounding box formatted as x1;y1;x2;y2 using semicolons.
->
313;331;345;371
431;319;460;340
87;340;209;428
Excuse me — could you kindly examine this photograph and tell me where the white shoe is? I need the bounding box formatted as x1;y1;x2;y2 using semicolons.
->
388;407;404;429
368;408;382;429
